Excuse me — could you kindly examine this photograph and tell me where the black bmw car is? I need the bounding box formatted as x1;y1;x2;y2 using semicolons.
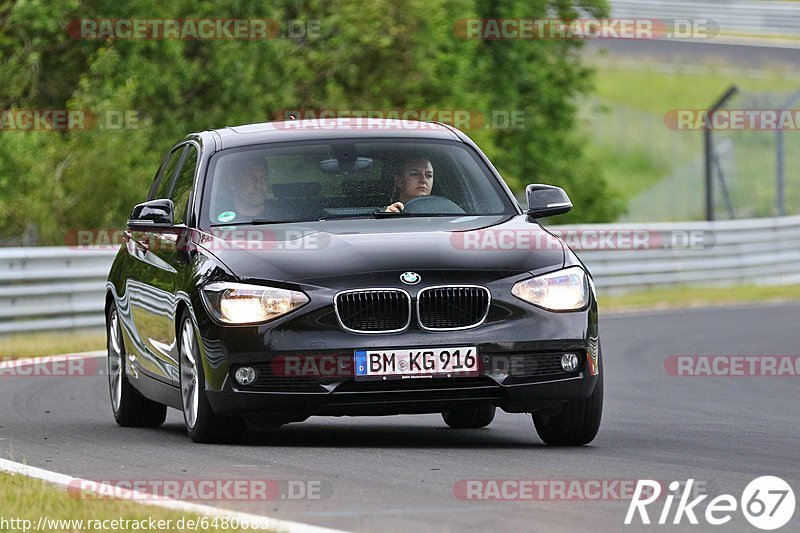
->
105;118;602;444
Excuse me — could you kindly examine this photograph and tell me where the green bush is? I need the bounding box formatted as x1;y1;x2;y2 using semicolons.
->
0;0;619;244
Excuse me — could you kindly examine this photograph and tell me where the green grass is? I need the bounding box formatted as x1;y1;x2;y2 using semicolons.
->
719;132;800;217
584;126;682;198
591;63;800;113
601;284;800;312
0;472;264;532
0;330;106;358
583;60;800;218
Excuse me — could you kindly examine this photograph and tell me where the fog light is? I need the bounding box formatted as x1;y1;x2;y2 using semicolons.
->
234;366;257;386
561;353;579;372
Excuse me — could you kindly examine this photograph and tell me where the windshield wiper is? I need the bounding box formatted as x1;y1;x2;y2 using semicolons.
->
373;212;468;217
322;212;465;220
209;218;295;227
318;213;381;221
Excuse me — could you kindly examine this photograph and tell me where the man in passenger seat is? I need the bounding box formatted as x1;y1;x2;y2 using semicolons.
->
224;157;271;218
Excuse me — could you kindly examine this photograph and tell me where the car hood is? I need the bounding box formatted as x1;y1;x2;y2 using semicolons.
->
196;215;565;284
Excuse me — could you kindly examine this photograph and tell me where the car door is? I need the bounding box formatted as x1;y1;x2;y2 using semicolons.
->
127;143;197;384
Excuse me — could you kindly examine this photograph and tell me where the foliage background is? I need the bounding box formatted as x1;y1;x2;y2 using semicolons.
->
0;0;619;245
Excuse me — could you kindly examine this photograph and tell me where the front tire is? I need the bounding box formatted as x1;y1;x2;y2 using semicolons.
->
532;371;603;446
107;305;167;427
442;405;496;428
179;312;242;443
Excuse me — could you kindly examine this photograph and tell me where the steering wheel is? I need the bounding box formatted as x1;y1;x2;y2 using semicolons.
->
402;195;465;214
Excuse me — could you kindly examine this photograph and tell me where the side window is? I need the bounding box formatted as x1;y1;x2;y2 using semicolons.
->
171;146;198;225
147;151;173;200
149;146;185;200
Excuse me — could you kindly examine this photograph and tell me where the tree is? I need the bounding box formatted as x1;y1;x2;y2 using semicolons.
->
0;0;619;244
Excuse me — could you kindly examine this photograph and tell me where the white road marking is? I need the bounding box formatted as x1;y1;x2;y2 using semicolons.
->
0;458;348;533
0;350;349;533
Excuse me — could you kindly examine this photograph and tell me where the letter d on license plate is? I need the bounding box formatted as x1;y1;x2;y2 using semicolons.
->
354;346;478;380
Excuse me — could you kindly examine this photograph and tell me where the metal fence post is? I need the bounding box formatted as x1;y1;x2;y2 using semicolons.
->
777;129;785;217
705;85;738;221
776;91;800;216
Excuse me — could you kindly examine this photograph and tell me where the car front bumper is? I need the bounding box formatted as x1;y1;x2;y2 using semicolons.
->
193;286;601;417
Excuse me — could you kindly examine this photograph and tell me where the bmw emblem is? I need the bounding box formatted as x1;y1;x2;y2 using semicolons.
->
400;272;421;285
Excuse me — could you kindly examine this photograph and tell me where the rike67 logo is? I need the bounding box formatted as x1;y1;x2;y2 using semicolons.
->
626;477;796;530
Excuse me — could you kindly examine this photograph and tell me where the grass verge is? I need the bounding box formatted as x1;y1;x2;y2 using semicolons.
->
584;58;800;216
0;329;106;358
0;472;265;532
602;284;800;312
591;62;800;113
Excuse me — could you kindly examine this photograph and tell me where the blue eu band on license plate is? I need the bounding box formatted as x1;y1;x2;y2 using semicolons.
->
354;346;478;379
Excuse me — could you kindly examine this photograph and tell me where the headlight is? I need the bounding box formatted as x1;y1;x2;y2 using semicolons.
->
200;282;309;324
511;266;590;311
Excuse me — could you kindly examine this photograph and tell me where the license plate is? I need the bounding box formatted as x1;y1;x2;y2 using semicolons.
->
354;346;478;380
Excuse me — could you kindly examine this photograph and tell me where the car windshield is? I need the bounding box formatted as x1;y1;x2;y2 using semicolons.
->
201;139;516;226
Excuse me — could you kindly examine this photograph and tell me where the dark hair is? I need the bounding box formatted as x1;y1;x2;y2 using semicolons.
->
389;154;431;177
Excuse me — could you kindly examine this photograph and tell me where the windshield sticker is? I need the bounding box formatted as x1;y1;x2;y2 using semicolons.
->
217;211;236;223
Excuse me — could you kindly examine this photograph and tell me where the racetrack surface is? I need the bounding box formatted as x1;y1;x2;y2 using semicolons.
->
1;303;799;532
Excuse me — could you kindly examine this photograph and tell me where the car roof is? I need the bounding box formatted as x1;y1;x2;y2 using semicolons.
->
200;118;464;150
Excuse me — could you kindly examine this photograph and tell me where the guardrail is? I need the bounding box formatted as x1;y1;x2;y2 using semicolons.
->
609;0;800;38
0;247;115;334
562;215;800;290
2;215;800;334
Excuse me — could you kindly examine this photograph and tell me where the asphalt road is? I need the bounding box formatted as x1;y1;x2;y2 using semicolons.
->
1;302;799;532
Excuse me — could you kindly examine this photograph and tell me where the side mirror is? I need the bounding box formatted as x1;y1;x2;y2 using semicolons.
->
128;198;174;228
525;184;573;218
